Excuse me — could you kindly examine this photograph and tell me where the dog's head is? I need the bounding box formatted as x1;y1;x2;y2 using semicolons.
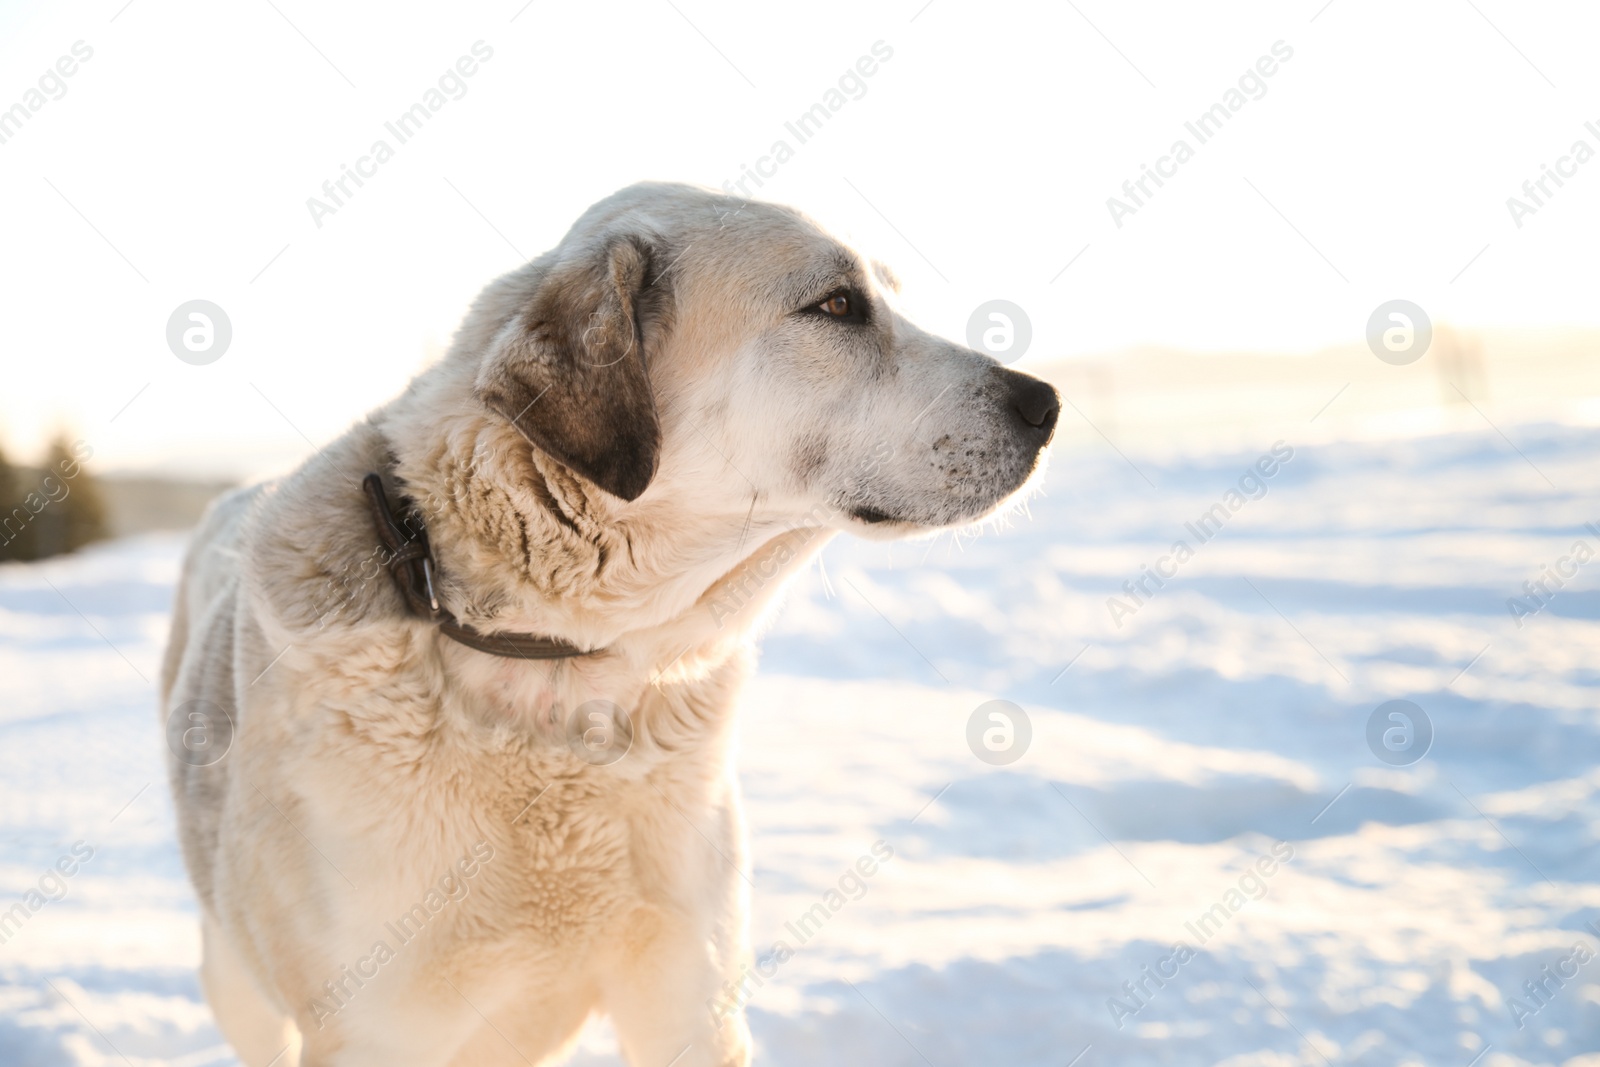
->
472;182;1058;539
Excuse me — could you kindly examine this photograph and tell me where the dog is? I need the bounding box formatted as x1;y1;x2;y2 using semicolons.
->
162;181;1059;1066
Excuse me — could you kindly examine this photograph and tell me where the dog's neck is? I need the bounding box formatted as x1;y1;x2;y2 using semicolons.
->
387;409;832;679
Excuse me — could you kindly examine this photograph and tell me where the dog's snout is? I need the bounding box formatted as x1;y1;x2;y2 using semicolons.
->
1000;370;1060;440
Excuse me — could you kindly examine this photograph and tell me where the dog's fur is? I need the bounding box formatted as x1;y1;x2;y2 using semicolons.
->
163;182;1059;1067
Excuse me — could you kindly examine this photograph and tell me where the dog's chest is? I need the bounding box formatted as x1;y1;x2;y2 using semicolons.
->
377;740;726;953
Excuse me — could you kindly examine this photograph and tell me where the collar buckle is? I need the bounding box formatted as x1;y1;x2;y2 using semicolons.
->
360;472;593;661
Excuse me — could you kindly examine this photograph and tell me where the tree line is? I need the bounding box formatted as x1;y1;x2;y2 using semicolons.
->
0;435;109;562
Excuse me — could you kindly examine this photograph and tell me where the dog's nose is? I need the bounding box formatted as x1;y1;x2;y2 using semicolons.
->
1001;369;1060;440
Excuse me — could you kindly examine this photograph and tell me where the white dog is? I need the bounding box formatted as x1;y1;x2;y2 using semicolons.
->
162;182;1059;1066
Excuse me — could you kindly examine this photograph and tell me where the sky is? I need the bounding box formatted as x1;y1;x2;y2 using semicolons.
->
0;0;1596;476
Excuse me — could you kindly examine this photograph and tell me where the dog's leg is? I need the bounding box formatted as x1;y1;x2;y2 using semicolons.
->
602;920;754;1067
442;987;597;1067
201;913;302;1067
293;969;586;1067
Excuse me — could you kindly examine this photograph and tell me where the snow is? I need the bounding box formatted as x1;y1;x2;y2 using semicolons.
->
3;419;1598;1066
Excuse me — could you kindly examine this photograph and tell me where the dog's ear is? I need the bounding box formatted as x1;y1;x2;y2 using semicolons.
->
475;232;668;502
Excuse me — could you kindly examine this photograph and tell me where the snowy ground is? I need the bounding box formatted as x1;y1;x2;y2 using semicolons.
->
2;416;1599;1066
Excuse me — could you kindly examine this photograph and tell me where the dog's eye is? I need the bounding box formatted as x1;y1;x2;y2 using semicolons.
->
805;289;867;324
818;293;851;317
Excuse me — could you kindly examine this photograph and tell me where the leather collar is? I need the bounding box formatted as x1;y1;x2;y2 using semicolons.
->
360;473;594;660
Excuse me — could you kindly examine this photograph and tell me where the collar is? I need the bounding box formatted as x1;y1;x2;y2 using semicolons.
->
360;473;595;661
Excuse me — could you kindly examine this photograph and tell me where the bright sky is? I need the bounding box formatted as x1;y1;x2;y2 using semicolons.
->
1;0;1596;476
